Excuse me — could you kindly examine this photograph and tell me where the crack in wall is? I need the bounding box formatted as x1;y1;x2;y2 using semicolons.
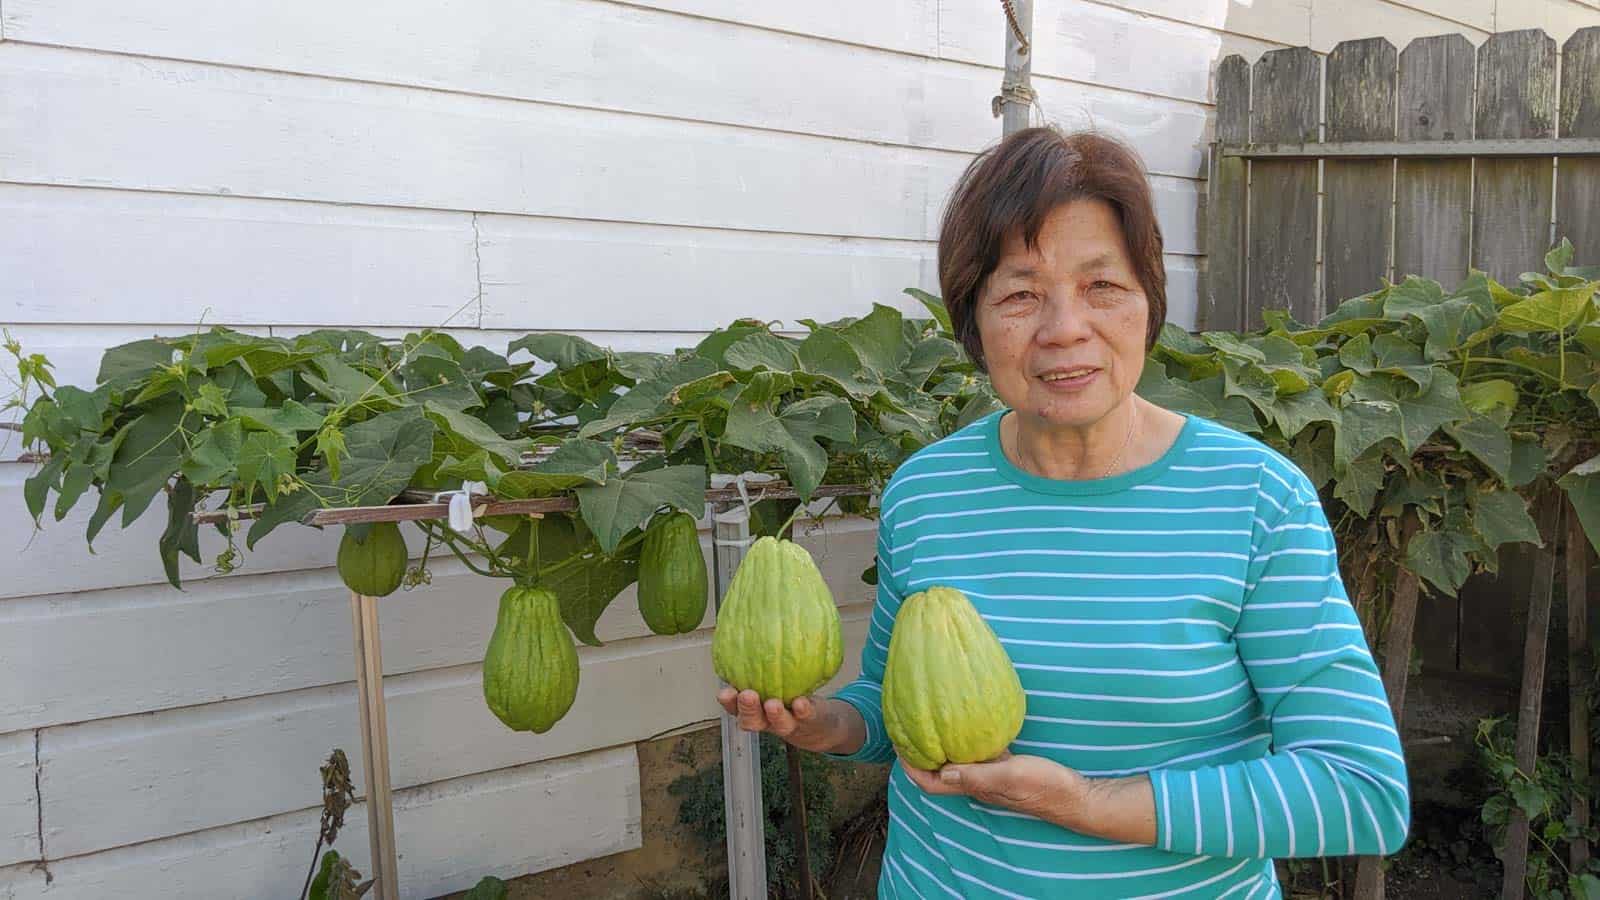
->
33;730;50;884
471;212;485;328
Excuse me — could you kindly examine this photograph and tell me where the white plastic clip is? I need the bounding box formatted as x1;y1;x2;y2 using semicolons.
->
431;481;487;534
709;472;778;518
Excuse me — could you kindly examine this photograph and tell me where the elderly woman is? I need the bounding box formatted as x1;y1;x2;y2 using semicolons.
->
716;126;1409;898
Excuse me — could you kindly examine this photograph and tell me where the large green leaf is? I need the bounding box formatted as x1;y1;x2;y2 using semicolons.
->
423;400;533;468
509;333;610;368
1271;383;1338;439
181;420;244;486
1136;361;1216;418
1348;370;1468;452
246;408;435;548
536;513;641;647
105;395;198;526
236;430;298;502
1381;276;1446;320
1499;283;1597;333
1405;527;1475;596
575;464;706;554
1460;379;1518;421
902;336;964;390
494;439;615;499
797;330;881;400
1334;398;1403;469
825;303;908;378
233;399;327;436
158;477;203;589
1412;280;1497;361
1334;452;1387;516
723;333;802;373
904;288;952;335
1558;454;1600;556
1444;416;1514;484
96;339;175;391
577;356;723;437
723;390;855;499
1468;487;1541;552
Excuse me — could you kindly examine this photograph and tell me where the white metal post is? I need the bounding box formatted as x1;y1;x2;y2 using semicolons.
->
711;503;767;899
999;0;1034;136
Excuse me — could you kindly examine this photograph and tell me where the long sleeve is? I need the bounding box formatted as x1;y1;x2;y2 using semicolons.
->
1149;495;1412;859
824;522;903;764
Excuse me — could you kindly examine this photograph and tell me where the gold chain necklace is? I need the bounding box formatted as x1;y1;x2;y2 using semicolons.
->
1098;405;1140;479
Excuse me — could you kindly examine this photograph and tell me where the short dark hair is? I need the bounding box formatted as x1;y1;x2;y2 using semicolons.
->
936;126;1168;371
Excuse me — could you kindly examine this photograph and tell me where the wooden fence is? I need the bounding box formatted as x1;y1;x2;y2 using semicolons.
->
1201;26;1600;332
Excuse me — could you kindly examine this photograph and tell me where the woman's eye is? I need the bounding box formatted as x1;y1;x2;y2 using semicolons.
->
1091;280;1116;291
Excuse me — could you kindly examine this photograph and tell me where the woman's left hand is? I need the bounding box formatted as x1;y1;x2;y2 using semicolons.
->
898;752;1085;825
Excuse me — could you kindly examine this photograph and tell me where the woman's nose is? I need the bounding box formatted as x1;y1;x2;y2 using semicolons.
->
1034;294;1093;345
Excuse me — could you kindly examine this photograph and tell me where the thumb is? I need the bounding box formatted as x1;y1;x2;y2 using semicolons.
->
939;763;993;790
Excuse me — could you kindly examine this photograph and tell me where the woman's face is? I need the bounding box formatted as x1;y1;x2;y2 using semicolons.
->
974;198;1152;431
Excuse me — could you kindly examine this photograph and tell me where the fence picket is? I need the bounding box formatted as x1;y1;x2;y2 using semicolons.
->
1246;47;1322;327
1202;55;1251;332
1324;38;1398;307
1393;34;1476;287
1472;29;1558;284
1557;27;1600;262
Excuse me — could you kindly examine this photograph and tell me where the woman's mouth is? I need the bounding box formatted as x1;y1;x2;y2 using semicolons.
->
1038;367;1100;390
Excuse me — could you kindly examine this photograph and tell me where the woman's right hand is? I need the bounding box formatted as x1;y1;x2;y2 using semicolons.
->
715;687;858;755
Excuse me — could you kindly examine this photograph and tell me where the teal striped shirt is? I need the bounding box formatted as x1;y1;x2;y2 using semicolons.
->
828;409;1410;899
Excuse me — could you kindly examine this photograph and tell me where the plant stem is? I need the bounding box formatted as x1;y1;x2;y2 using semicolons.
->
420;522;499;578
299;835;325;900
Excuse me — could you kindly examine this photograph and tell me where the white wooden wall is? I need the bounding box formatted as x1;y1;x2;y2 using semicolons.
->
2;1;1596;897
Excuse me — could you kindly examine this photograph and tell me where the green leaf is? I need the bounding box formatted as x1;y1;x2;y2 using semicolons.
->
24;455;66;523
902;336;964;391
724;389;855;499
1136;361;1216;418
1203;332;1267;363
236;430;298;503
106;395;197;526
1221;359;1280;416
1460;379;1518;421
509;332;610;369
96;339;175;391
797;330;880;400
577;356;722;437
423;400;533;468
1406;527;1475;596
463;876;509;900
1469;487;1542;551
1500;284;1597;333
1546;237;1574;274
1334;399;1402;469
693;320;770;367
495;439;615;499
158;477;202;589
1381;276;1447;320
233;399;327;436
1334;453;1387;516
1348;370;1468;453
1508;438;1549;488
1289;426;1335;491
1412;283;1497;361
55;458;96;522
1558;454;1600;557
1574;873;1600;900
303;355;397;409
904;287;952;334
190;382;230;417
575;464;706;554
834;303;908;377
246;408;434;549
1508;780;1549;819
52;385;109;434
400;354;481;411
1444;416;1514;484
723;333;802;373
1188;375;1261;434
181;420;244;485
1271;383;1338;440
538;514;640;647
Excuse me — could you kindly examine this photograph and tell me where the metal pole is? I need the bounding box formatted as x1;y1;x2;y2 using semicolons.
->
998;0;1034;136
350;591;401;900
712;503;767;899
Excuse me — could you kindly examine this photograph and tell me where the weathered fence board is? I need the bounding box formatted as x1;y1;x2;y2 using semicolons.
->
1472;30;1558;284
1567;502;1593;874
1246;47;1321;326
1202;56;1250;331
1393;34;1475;286
1557;27;1600;262
1323;38;1397;305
